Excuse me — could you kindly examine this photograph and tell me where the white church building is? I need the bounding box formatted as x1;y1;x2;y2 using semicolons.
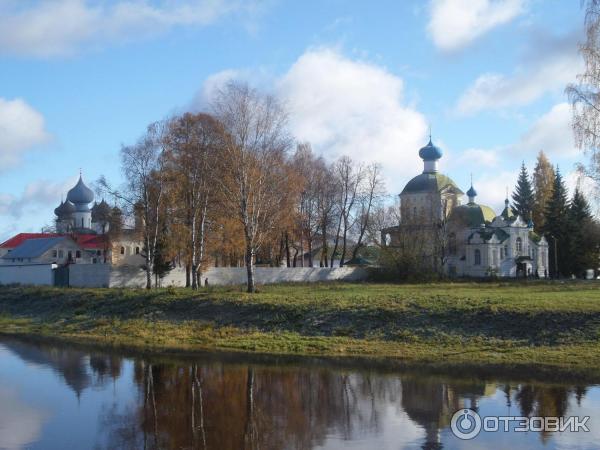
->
383;138;549;278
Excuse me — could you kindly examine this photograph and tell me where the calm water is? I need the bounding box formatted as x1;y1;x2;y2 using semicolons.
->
0;337;598;450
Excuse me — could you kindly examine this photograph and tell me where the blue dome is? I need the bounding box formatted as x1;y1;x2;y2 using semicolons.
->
418;139;443;161
466;186;477;198
54;200;76;217
66;176;94;205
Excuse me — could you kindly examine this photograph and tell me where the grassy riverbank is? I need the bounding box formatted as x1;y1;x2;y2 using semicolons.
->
1;282;600;376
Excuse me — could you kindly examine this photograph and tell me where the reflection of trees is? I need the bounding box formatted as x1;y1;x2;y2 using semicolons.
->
99;364;403;450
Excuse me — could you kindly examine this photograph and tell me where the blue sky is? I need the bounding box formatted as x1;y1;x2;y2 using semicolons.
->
0;0;587;241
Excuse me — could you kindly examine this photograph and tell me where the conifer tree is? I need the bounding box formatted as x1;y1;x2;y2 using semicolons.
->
532;151;554;231
568;188;594;277
511;162;534;222
544;168;570;278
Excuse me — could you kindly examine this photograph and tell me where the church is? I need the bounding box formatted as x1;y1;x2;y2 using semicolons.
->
382;138;549;278
0;174;143;267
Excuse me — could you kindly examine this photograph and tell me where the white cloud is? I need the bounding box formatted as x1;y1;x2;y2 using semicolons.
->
474;169;518;212
455;148;499;168
0;177;76;219
427;0;526;51
0;98;50;171
276;48;428;191
0;0;263;57
510;102;578;158
454;33;581;115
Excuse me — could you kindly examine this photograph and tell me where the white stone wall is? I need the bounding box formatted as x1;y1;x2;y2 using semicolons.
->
69;264;111;287
0;264;54;286
68;266;368;288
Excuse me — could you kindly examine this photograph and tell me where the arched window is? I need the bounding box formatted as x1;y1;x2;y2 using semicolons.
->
120;246;125;255
135;247;140;255
504;244;509;258
474;249;481;266
516;237;522;254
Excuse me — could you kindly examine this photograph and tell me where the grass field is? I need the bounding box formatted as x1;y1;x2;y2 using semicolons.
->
1;281;600;376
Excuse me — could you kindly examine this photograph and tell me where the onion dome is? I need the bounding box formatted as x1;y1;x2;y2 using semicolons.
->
449;202;496;228
466;185;477;198
91;199;111;222
418;139;443;161
66;175;94;205
401;172;463;195
54;200;76;217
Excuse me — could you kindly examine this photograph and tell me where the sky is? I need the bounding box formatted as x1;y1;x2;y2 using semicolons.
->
0;0;589;242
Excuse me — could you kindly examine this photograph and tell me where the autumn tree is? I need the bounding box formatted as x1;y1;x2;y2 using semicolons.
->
165;113;221;289
532;151;555;231
212;82;292;293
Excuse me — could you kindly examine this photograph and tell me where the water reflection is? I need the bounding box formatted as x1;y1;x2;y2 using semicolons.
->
0;337;597;450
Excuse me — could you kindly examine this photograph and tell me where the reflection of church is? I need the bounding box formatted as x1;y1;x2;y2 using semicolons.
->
382;139;549;278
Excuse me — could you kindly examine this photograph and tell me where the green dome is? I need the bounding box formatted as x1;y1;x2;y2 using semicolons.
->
400;172;464;195
449;203;496;228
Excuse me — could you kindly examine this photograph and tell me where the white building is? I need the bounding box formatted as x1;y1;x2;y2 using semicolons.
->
383;138;549;278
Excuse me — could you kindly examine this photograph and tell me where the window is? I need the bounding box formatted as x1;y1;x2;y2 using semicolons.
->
96;250;101;256
75;250;81;258
500;248;503;259
448;233;457;255
58;250;64;258
413;206;417;219
120;246;125;255
135;247;140;255
492;249;498;266
474;249;481;266
92;258;97;264
516;237;522;254
504;244;509;258
52;250;57;257
68;251;72;261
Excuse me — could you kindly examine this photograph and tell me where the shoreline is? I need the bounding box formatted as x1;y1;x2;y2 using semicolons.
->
1;282;600;381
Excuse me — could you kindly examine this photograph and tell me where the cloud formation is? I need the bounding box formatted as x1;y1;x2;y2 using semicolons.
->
455;32;581;115
427;0;526;51
0;98;50;171
0;178;76;220
510;102;578;158
0;0;262;57
276;48;428;191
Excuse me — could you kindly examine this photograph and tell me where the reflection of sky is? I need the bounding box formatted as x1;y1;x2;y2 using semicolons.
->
0;343;136;450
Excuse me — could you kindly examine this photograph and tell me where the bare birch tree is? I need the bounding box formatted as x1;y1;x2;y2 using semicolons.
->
567;0;600;187
351;163;385;262
98;121;168;289
212;82;291;293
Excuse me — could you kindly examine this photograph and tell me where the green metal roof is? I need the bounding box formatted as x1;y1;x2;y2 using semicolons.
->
468;228;510;244
400;172;464;195
449;203;496;228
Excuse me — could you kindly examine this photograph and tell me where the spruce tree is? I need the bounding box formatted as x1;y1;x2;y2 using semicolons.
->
544;168;570;278
512;162;535;223
568;188;594;277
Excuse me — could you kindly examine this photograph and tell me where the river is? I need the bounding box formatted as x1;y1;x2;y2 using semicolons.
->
0;336;597;449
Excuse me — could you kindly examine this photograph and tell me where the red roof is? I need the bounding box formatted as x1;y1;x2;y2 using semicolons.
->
1;233;108;250
0;233;61;248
